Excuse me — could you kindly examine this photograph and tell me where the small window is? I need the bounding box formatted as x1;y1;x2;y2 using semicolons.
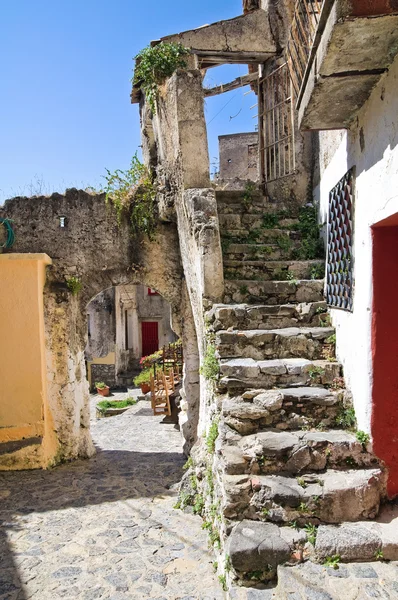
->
147;288;159;296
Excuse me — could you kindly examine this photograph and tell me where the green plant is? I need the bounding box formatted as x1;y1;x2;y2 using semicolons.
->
133;368;153;387
289;520;299;530
193;493;205;515
356;430;370;445
206;418;219;454
296;204;325;260
95;381;107;390
316;306;327;314
206;465;215;495
262;213;279;229
311;263;325;280
308;366;325;380
200;344;219;382
242;181;256;210
297;477;308;489
323;555;341;569
218;575;227;591
326;334;336;345
298;502;308;513
304;523;317;545
104;153;157;238
374;548;384;561
239;285;248;295
276;235;293;254
261;507;270;518
97;398;136;411
225;555;232;573
336;406;356;428
174;491;192;510
66;276;82;295
208;528;221;548
212;561;218;572
134;42;190;112
183;456;193;470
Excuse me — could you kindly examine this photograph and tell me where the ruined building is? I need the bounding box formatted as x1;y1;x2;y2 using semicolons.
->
1;0;398;596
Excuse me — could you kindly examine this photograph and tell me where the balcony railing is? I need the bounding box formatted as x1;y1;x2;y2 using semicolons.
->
286;0;325;98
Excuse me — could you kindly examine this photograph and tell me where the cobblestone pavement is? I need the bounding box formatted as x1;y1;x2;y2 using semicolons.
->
0;395;225;600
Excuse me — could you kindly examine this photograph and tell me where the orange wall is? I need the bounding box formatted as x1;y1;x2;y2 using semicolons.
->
0;254;52;453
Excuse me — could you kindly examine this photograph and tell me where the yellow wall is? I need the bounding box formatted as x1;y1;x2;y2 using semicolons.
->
0;254;54;467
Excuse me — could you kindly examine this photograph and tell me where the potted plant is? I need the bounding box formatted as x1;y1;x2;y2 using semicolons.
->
95;381;110;397
133;369;152;394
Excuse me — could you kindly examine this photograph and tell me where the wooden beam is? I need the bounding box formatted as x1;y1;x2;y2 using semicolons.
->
204;73;258;97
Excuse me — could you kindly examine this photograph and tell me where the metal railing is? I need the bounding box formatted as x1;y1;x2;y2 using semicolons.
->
286;0;324;97
258;63;295;183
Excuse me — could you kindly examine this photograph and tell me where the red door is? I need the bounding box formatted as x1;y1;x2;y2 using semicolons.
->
141;321;159;357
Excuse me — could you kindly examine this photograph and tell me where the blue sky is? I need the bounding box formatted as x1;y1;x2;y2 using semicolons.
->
0;0;256;201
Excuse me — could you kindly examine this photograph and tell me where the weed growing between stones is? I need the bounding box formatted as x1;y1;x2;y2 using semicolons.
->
133;42;190;113
311;263;325;280
103;153;157;238
206;418;219;454
375;549;384;561
218;575;227;591
242;181;257;211
304;523;318;545
200;344;219;382
323;555;341;569
66;276;82;296
336;406;356;429
296;204;325;260
356;430;370;446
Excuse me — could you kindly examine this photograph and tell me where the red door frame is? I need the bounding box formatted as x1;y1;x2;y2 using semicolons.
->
141;321;159;357
372;215;398;497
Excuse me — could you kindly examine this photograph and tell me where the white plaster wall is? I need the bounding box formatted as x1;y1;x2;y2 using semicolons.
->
315;54;398;433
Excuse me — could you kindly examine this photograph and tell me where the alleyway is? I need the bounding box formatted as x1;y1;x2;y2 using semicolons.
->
0;398;224;600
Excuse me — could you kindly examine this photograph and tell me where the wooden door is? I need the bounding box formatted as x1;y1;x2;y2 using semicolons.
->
141;321;159;357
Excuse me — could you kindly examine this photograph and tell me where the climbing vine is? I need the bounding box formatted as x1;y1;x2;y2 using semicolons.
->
134;42;190;113
103;153;157;239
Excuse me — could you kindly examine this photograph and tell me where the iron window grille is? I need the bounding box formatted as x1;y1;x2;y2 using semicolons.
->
326;167;354;311
258;63;295;183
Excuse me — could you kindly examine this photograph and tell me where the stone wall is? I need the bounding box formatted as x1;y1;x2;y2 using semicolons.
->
85;288;116;362
0;189;190;464
147;69;225;444
218;132;259;181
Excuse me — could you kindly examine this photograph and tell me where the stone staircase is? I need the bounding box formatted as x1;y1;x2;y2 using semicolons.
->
205;189;396;592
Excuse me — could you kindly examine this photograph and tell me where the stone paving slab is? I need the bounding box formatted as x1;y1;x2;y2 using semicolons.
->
0;398;224;600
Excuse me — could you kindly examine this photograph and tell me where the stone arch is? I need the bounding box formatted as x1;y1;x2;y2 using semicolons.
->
0;188;200;467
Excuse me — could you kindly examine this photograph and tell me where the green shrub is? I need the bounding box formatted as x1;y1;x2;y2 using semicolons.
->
133;368;153;386
104;153;157;238
206;418;219;453
200;344;219;382
134;42;190;112
66;276;82;295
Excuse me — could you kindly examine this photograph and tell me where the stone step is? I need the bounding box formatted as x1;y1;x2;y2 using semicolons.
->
221;429;378;476
224;259;324;282
215;327;335;361
222;468;386;523
216;189;299;213
314;502;398;562
221;387;344;435
223;279;325;305
221;227;300;245
208;301;327;331
223;242;302;262
225;519;306;582
218;213;299;231
218;358;342;392
274;557;398;599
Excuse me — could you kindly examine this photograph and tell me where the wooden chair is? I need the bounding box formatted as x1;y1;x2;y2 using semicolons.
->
150;373;171;416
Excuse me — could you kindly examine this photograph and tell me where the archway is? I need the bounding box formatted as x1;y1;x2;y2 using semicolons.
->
0;188;200;469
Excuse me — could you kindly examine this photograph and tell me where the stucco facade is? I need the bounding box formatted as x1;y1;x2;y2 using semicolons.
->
315;52;398;494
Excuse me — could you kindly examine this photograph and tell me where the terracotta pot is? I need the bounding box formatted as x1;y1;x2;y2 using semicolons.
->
97;386;110;397
140;383;151;394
